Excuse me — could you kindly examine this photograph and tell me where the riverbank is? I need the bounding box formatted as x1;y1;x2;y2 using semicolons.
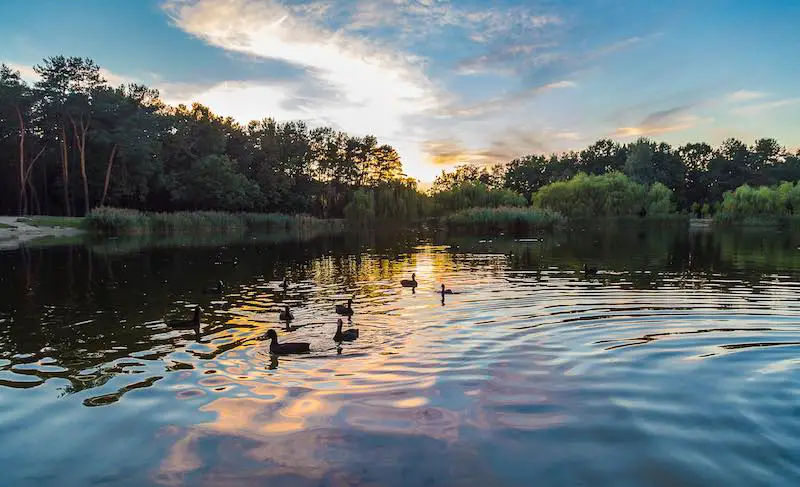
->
0;216;85;250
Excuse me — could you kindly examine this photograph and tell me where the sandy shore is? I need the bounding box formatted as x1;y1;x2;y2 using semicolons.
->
0;216;84;250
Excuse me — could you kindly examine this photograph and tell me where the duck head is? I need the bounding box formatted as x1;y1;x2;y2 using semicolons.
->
412;273;416;280
266;329;278;340
337;318;343;329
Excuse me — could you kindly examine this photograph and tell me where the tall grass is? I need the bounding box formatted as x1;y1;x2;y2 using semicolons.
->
85;207;343;235
443;206;566;233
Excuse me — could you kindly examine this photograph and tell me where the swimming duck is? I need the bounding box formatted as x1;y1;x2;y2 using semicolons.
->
335;298;354;316
203;280;224;294
440;283;453;295
333;318;359;342
165;306;202;339
583;264;599;276
400;273;418;288
265;329;310;355
279;304;294;321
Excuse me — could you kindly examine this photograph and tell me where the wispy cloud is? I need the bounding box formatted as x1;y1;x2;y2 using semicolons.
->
731;97;800;115
424;129;578;166
439;80;577;118
726;90;768;102
162;0;444;163
614;105;712;138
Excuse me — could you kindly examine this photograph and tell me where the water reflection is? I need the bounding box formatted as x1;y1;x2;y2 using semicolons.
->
2;223;800;485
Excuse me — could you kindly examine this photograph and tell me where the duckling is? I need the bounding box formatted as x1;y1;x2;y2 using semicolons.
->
279;304;294;321
583;264;599;276
265;329;310;355
335;298;354;316
333;318;359;342
165;306;202;339
440;283;453;295
203;280;224;294
400;273;418;288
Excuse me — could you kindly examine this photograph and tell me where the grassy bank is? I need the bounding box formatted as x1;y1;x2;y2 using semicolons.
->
17;216;85;229
443;206;566;233
85;207;343;235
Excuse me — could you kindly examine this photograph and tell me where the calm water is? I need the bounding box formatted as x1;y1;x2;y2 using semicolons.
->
2;222;800;486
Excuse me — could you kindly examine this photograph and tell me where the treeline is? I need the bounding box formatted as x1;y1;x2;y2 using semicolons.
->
0;57;421;218
432;137;800;217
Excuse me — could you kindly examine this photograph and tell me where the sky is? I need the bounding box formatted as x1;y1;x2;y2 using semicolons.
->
1;0;799;182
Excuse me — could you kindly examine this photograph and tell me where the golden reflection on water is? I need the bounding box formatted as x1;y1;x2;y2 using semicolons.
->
6;231;800;486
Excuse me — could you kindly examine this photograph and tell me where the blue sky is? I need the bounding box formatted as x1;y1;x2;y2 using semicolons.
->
2;0;799;181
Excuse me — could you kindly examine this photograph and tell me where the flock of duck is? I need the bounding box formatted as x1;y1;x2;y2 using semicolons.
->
164;272;457;356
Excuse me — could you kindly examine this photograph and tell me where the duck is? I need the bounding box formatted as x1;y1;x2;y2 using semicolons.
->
400;273;418;288
279;304;294;321
335;298;354;316
265;329;310;355
440;283;453;295
165;306;202;339
333;318;359;342
582;264;599;276
203;280;224;294
280;277;289;289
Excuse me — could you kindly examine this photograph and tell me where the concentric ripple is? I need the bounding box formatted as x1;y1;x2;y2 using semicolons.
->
2;227;800;486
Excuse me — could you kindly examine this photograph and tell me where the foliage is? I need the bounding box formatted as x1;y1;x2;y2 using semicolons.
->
533;172;661;218
432;181;526;214
0;57;422;219
443;206;565;233
715;182;800;225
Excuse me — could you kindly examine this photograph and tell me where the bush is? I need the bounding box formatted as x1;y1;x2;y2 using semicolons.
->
532;171;673;218
715;181;800;225
432;181;526;214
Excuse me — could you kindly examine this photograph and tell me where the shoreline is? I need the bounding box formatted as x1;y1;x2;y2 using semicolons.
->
0;216;85;250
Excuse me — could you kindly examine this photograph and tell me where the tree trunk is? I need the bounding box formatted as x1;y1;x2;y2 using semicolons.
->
15;105;26;215
19;145;46;218
100;144;118;208
60;124;71;217
71;115;91;215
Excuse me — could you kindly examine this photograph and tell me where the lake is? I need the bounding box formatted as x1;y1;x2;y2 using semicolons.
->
1;221;800;486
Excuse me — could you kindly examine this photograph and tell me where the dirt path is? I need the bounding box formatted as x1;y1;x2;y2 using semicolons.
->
0;216;84;250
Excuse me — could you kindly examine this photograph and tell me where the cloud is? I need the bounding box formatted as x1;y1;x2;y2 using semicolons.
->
341;0;560;42
439;80;577;118
731;97;800;115
424;129;577;166
727;90;768;102
613;105;712;138
1;62;39;82
162;0;446;174
2;60;134;88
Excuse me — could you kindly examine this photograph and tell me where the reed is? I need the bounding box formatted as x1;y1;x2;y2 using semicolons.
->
443;206;566;232
85;207;343;235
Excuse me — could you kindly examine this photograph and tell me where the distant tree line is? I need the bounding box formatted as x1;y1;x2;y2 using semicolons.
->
432;137;800;217
0;56;421;219
4;56;799;223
